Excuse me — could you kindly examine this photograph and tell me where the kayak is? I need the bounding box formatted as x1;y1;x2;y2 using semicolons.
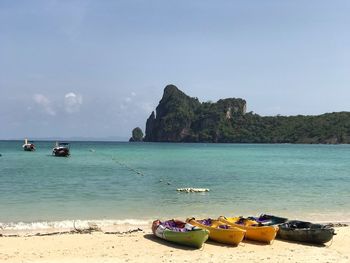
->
277;220;335;244
247;214;288;226
218;216;278;243
152;219;209;248
186;218;246;246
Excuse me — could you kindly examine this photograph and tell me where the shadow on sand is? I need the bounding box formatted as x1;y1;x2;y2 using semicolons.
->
204;239;239;248
144;234;301;249
144;234;242;249
143;234;199;251
275;238;327;248
242;239;272;246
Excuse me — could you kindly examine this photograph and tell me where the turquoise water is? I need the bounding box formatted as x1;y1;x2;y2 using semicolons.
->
0;141;349;229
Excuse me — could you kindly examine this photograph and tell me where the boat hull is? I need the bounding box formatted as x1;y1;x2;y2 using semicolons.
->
53;148;70;157
23;144;35;151
152;220;209;249
277;221;335;244
249;214;288;226
218;216;278;243
186;218;245;246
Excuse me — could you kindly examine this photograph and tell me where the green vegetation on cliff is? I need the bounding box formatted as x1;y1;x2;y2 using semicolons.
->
139;85;350;144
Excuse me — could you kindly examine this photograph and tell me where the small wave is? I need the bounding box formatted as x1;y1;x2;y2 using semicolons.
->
0;219;151;231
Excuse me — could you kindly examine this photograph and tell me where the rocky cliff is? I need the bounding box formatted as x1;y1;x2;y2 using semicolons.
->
129;127;144;142
144;84;246;142
139;85;350;144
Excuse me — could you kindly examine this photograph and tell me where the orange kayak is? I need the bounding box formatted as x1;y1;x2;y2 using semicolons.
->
218;216;278;243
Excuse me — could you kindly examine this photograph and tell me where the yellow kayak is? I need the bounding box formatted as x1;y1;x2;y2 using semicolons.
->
218;216;278;243
186;218;246;246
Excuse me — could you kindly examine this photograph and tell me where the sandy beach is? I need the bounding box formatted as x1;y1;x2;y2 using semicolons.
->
1;225;349;263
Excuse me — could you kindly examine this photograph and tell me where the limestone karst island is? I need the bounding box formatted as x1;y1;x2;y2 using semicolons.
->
130;85;350;144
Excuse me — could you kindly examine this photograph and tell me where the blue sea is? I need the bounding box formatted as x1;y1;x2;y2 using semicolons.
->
0;141;349;231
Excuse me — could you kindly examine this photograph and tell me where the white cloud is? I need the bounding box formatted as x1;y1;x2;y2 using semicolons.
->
64;92;83;113
33;94;56;116
140;102;155;114
123;92;137;104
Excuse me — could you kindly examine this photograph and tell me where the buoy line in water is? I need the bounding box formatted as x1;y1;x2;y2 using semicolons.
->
112;157;144;176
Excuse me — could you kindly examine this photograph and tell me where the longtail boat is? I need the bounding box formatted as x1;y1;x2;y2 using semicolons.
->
52;142;70;157
23;138;36;151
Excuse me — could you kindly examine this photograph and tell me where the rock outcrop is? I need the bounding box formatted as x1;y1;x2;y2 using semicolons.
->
140;85;350;144
144;84;246;142
129;127;144;142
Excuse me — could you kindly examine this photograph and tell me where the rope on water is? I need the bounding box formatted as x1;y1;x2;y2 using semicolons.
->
112;157;144;176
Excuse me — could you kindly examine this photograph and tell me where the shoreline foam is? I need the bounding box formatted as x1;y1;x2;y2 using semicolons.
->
1;217;349;237
0;219;151;236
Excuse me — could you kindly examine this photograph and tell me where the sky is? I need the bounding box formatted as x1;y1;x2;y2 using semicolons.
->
1;0;349;140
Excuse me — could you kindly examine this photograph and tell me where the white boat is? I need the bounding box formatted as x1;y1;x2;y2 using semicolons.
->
52;142;70;157
22;138;35;151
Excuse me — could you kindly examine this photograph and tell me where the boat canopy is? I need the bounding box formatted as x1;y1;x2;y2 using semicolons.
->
56;142;70;148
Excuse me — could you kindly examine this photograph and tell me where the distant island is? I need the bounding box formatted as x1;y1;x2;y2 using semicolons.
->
130;85;350;144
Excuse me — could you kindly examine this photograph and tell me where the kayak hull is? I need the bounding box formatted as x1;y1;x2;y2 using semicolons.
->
249;214;288;226
152;220;209;249
277;221;335;244
218;216;278;243
186;218;245;246
163;229;209;248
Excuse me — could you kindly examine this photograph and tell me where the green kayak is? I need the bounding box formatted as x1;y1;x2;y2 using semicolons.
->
152;219;209;248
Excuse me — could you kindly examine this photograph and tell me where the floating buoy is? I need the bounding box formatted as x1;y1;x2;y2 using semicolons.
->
112;157;144;176
176;188;210;193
